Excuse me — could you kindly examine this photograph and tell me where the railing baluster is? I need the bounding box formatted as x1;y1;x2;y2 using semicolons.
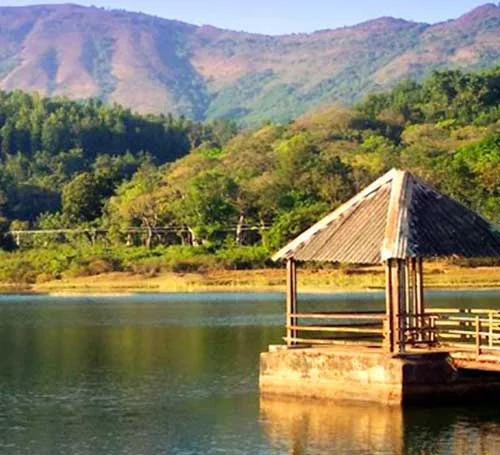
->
476;316;481;357
489;312;494;349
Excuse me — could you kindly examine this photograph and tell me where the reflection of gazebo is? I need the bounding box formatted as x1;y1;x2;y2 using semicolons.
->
273;169;500;353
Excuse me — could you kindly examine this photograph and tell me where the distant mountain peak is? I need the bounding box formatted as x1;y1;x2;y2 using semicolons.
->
356;16;419;27
0;3;500;124
456;2;500;22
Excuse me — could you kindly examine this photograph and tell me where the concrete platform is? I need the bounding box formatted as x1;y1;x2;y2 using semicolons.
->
259;345;500;405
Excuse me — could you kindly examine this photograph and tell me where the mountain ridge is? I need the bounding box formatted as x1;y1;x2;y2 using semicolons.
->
1;3;500;123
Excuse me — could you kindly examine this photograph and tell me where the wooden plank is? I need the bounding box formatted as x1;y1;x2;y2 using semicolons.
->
437;333;463;339
290;321;383;327
283;337;383;347
398;313;437;319
430;308;500;315
397;339;436;346
434;320;460;327
291;313;385;320
288;325;383;334
448;330;500;338
401;326;438;333
444;316;499;323
291;322;383;329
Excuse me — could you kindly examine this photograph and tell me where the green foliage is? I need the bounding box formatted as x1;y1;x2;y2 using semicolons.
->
216;246;270;270
265;203;330;251
358;67;500;125
62;172;106;223
0;244;270;283
0;90;237;225
449;133;500;222
0;66;499;277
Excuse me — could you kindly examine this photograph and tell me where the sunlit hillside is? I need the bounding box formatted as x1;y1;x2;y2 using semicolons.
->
1;3;500;123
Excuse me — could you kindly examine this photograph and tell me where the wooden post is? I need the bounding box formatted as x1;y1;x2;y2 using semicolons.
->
416;258;424;341
388;259;404;353
489;312;493;349
410;258;419;340
286;258;298;347
393;259;401;352
385;260;394;353
430;316;436;345
404;259;412;341
385;258;420;353
398;260;406;352
475;316;481;357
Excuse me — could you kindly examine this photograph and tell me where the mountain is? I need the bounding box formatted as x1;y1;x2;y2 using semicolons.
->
1;3;500;124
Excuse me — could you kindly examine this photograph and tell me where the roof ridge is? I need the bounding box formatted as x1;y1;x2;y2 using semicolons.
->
381;170;413;260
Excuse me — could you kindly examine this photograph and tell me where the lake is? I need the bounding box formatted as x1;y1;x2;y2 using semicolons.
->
0;290;499;454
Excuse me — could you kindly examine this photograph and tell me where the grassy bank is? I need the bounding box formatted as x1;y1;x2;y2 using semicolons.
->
0;245;498;294
1;264;498;295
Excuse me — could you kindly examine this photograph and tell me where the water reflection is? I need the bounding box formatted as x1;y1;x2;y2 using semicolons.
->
0;292;498;454
261;398;403;454
261;398;500;455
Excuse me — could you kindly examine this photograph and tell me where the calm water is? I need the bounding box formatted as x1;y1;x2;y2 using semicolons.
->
0;290;499;454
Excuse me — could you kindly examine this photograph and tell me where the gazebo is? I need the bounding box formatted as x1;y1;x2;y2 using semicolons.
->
272;168;500;354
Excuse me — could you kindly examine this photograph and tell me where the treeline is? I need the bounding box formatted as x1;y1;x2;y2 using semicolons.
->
0;91;236;226
99;67;500;251
360;66;500;125
0;67;499;282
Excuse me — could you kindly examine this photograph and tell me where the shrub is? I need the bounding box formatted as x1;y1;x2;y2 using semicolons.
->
216;246;270;270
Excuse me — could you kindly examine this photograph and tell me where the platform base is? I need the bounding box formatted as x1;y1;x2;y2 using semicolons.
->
259;345;500;405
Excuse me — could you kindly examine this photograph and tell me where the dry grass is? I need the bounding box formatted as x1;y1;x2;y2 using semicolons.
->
21;263;500;295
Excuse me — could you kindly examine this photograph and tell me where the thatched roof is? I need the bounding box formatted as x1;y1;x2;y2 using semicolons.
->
273;169;500;264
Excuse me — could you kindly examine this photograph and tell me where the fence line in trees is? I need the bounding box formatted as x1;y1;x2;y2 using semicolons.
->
9;225;271;248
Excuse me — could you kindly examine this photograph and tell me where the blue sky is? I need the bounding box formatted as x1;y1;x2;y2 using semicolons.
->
4;1;494;34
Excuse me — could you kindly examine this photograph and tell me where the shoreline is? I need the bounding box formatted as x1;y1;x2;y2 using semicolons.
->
0;265;498;296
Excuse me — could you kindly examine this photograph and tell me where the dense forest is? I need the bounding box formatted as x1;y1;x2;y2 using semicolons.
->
0;92;236;226
0;67;499;283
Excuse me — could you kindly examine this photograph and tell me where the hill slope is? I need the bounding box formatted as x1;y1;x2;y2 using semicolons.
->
1;3;500;123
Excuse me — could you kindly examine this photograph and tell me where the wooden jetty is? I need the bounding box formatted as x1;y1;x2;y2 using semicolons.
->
260;168;500;405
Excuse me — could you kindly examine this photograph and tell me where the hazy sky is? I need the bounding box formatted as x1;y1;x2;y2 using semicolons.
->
3;0;494;34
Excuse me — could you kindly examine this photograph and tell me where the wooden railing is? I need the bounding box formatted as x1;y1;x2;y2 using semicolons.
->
283;308;500;355
432;308;500;356
395;313;439;349
284;311;385;346
284;311;438;349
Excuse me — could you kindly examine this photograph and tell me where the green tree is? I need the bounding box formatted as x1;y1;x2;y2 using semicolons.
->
106;165;165;248
62;172;106;224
